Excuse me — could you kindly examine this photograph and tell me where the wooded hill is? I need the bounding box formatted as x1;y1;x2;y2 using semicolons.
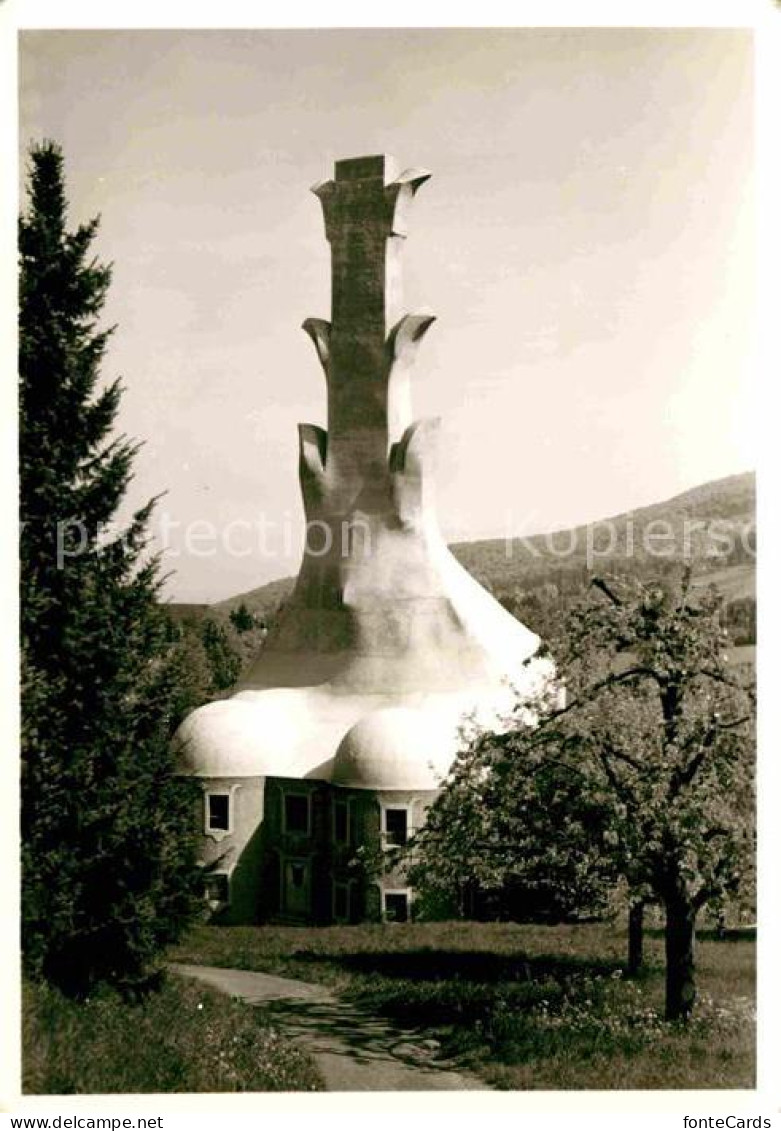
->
213;470;753;606
166;470;756;689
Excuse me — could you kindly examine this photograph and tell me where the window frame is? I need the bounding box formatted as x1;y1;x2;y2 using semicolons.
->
332;797;351;845
383;888;412;923
203;786;238;842
280;855;312;917
204;871;230;906
382;804;410;848
282;790;312;836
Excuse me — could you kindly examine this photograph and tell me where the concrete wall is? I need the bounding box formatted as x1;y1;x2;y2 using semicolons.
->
323;785;438;923
196;774;440;925
197;776;265;924
373;789;437;920
262;777;333;924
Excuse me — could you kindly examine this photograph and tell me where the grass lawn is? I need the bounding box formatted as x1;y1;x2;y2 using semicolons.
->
23;973;323;1094
170;920;755;1090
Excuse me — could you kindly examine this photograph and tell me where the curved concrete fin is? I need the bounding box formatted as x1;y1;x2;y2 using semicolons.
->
386;169;432;236
391;417;441;528
395;416;441;474
310;181;337;241
310;178;334;198
302;318;332;373
298;423;328;511
386;313;437;363
388;438;403;474
393;168;432;193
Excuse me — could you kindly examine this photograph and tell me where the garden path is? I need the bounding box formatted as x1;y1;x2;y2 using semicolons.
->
171;962;489;1092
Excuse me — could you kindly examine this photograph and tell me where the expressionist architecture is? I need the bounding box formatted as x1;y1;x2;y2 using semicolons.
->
176;155;551;924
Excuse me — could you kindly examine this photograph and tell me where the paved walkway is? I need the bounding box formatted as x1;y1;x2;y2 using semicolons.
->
171;963;489;1092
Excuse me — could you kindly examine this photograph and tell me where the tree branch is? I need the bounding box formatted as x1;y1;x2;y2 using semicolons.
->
600;735;645;774
591;577;623;606
669;715;751;799
597;747;636;809
713;715;751;732
699;668;753;695
544;666;664;727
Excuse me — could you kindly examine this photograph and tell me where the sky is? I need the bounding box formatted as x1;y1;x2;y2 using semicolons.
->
18;27;755;603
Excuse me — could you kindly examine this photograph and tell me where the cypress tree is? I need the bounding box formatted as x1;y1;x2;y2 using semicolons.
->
20;141;201;997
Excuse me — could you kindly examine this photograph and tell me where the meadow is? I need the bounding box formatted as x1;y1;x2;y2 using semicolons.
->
171;919;755;1091
23;973;323;1094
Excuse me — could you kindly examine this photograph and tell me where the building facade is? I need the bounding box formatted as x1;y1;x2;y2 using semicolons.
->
192;707;450;924
175;155;552;924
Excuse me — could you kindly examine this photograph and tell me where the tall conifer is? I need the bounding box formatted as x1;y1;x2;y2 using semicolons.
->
20;142;200;996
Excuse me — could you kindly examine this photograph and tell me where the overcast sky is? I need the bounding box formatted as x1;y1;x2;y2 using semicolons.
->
19;27;755;603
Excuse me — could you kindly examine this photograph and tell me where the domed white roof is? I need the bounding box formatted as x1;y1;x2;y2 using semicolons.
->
175;697;296;778
331;706;457;790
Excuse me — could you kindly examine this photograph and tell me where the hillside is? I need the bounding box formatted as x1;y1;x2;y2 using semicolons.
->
453;470;754;597
212;576;295;621
165;603;210;626
212;471;755;619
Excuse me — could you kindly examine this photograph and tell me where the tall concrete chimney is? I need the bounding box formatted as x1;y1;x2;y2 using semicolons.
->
236;155;540;698
181;156;551;786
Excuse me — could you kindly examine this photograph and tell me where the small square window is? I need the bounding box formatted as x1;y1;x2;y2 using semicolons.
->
204;873;229;903
334;800;349;844
284;793;310;834
207;794;230;831
384;892;409;923
384;808;408;846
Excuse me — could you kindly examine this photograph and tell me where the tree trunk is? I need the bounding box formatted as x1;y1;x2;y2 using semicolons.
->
664;895;697;1020
627;900;645;976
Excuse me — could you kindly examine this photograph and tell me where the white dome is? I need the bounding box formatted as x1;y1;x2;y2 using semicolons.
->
175;697;296;778
331;706;457;790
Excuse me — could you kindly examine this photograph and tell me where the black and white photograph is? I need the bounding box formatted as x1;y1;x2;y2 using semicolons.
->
4;1;776;1120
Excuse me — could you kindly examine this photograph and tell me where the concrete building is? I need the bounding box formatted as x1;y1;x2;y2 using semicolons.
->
175;155;551;924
